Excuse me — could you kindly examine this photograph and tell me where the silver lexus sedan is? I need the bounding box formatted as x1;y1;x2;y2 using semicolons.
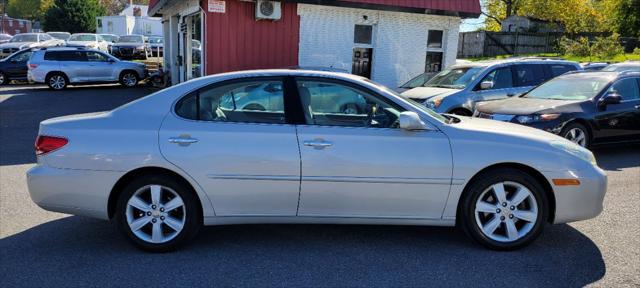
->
27;70;606;252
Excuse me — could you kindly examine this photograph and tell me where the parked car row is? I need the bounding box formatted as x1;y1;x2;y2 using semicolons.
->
400;58;640;148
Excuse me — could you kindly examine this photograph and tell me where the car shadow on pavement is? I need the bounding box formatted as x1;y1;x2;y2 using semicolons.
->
593;144;640;171
0;216;605;287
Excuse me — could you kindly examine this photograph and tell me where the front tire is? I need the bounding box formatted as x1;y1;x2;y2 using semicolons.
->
120;71;139;87
561;122;590;148
115;175;201;252
459;168;548;250
0;72;8;85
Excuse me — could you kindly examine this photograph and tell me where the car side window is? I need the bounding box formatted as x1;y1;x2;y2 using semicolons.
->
514;64;545;87
297;79;404;128
480;67;513;90
44;51;86;61
175;79;286;124
86;51;108;62
609;78;640;100
11;51;32;62
549;64;577;77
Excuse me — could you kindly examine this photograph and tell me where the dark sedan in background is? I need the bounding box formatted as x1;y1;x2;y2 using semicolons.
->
0;48;33;85
474;71;640;148
110;34;149;60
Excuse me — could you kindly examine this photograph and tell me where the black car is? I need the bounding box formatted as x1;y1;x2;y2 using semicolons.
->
0;48;34;85
474;71;640;148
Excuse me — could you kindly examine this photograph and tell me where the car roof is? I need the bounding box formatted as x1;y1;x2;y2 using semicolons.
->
453;57;578;69
71;33;97;35
47;31;70;34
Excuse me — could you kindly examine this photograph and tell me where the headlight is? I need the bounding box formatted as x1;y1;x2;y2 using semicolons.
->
550;140;597;166
426;98;443;109
515;113;560;124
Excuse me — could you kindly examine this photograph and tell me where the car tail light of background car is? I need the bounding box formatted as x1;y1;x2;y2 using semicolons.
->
35;135;68;155
28;64;38;70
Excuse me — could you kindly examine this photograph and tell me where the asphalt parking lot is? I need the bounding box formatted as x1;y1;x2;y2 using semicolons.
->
0;84;638;287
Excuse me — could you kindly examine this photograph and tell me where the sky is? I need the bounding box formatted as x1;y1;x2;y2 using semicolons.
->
460;15;486;32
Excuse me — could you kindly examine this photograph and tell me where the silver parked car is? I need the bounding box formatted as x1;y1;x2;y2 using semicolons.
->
27;69;606;252
401;58;582;115
0;33;65;58
46;32;71;41
27;47;147;90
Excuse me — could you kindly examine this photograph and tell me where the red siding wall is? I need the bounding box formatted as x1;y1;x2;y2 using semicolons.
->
202;0;300;75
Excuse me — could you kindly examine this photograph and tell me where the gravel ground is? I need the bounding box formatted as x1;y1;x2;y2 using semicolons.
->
1;84;638;287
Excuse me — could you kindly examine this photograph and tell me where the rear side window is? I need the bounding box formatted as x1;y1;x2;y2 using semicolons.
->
175;79;286;124
549;64;577;77
44;51;86;61
514;64;545;87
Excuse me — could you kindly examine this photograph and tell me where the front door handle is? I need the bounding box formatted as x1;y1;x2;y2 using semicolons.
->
635;105;640;110
169;136;199;146
303;139;333;149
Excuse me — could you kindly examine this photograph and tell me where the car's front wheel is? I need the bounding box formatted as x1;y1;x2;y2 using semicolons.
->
115;175;201;252
459;168;548;250
0;72;8;85
119;71;139;87
561;122;590;148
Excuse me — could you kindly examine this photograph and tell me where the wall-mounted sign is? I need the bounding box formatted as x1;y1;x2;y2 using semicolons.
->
208;0;226;13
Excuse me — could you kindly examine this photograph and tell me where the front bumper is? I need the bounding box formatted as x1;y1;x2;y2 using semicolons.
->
27;165;124;220
474;112;567;135
112;48;147;59
546;165;607;224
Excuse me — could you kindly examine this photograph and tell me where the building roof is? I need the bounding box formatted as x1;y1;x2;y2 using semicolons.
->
149;0;480;18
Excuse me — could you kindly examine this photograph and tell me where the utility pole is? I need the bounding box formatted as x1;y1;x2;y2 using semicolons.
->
1;0;5;34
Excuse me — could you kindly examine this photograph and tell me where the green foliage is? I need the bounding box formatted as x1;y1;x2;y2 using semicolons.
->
615;0;640;37
591;34;625;59
6;0;53;21
558;37;591;57
43;0;106;33
634;47;640;55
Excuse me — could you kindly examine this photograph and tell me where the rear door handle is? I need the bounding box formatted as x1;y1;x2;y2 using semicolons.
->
303;139;333;149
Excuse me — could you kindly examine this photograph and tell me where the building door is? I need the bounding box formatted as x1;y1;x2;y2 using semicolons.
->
352;48;372;78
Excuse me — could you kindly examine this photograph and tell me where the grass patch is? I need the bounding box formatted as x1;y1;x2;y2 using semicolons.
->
463;53;640;63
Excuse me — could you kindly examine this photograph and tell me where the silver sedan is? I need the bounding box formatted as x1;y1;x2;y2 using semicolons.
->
27;70;606;252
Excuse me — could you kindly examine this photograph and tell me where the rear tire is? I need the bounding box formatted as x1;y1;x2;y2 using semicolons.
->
119;71;139;87
459;168;548;250
114;175;201;252
46;73;67;90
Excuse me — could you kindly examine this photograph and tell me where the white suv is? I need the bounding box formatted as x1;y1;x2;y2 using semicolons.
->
28;47;147;90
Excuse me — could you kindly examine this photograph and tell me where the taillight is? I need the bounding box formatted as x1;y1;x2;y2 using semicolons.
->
28;64;38;70
35;135;68;155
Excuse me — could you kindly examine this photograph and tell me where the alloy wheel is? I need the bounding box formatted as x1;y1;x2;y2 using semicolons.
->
125;184;186;244
49;75;66;90
564;128;587;147
122;73;137;87
0;73;6;85
474;181;538;243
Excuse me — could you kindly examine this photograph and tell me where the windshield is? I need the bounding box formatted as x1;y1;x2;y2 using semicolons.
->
148;37;163;44
424;66;484;89
400;73;429;89
524;75;613;100
0;34;12;40
100;35;117;42
10;34;38;42
69;34;96;41
48;33;69;40
602;64;640;72
118;36;143;43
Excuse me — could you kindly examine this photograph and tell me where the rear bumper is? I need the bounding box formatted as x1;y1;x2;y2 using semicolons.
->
547;165;607;224
27;165;124;220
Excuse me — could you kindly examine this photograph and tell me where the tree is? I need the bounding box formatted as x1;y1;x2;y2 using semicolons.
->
6;0;53;21
43;0;105;33
612;0;640;37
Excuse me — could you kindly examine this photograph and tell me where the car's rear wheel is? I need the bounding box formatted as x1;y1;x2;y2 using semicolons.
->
561;122;590;148
459;168;548;250
120;71;139;87
46;73;67;90
0;72;8;85
115;175;201;252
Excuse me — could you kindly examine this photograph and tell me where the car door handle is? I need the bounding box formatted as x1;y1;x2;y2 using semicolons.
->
635;105;640;110
303;140;333;148
168;136;199;145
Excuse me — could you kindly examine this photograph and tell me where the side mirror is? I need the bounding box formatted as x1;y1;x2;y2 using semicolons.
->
399;111;428;131
600;92;622;107
480;81;494;90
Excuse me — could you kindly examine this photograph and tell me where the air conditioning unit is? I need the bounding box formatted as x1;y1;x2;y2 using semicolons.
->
256;0;281;21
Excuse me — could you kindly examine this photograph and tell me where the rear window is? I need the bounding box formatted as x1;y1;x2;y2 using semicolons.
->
514;64;545;87
44;51;86;61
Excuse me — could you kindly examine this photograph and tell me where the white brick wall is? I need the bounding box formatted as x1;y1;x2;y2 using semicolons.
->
298;4;461;88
